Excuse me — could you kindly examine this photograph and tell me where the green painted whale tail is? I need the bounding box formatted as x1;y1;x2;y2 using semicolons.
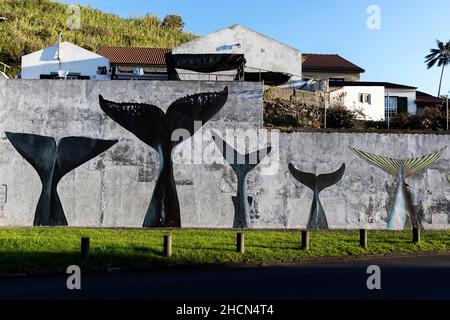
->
351;147;446;178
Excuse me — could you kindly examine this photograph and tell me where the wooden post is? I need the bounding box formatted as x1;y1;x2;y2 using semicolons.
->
413;227;420;244
164;234;172;257
237;232;245;254
360;229;368;248
81;237;90;260
301;230;309;251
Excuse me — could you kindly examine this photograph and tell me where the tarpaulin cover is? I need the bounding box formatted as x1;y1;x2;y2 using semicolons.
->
238;71;291;86
166;53;246;80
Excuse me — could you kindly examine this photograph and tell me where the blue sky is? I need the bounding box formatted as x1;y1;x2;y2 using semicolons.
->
61;0;449;95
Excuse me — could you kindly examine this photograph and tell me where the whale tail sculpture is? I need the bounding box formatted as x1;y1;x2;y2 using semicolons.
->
5;132;117;226
213;135;272;229
351;147;446;230
289;163;345;230
99;87;228;228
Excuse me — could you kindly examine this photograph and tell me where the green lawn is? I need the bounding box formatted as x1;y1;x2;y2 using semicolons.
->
0;228;449;275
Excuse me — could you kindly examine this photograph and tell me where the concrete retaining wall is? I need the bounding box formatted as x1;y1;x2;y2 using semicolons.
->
1;80;450;230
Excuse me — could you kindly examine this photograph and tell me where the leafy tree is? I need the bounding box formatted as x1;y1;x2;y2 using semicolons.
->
162;15;185;30
425;40;450;97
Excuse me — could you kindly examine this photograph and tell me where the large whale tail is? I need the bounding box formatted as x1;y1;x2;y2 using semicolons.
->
99;88;228;228
350;147;446;178
5;132;117;226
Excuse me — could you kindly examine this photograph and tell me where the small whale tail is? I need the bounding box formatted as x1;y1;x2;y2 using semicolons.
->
351;147;446;178
288;163;346;193
212;134;272;177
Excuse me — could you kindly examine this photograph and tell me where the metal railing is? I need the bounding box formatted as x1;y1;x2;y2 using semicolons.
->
0;62;11;74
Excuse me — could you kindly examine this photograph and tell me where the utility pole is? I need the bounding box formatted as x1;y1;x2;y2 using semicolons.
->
324;79;329;129
441;93;449;131
386;93;390;130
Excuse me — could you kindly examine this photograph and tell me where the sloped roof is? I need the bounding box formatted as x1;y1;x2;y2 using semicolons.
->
416;91;445;105
329;80;416;90
303;54;365;73
97;47;171;65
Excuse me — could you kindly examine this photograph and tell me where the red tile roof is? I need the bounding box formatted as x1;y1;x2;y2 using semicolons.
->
303;54;365;73
416;91;445;106
97;47;171;66
329;81;416;90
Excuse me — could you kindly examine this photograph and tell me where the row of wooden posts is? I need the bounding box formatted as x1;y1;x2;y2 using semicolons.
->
78;228;422;259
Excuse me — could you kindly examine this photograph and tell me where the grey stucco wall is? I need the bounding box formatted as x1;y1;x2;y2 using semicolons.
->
0;80;263;227
1;80;450;230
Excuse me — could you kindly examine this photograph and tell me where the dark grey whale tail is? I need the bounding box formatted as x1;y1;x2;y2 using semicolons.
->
289;163;346;230
99;88;228;228
5;132;117;226
213;135;272;228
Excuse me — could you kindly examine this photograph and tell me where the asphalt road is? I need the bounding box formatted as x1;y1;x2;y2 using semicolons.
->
1;255;450;300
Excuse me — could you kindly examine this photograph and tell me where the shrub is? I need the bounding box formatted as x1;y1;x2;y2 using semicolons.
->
326;106;359;129
363;106;447;131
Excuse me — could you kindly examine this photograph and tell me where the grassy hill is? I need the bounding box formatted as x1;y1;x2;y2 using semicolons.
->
0;0;197;77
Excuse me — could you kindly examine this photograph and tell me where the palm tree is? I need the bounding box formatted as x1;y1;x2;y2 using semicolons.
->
425;40;450;97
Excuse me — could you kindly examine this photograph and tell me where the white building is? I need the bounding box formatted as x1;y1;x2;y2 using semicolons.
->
21;41;110;80
171;24;303;85
330;81;419;121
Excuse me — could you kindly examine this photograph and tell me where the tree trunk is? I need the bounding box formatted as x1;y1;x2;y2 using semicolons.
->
438;64;445;97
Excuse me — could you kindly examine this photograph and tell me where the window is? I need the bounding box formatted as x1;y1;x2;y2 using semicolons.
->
97;66;107;75
358;93;372;105
385;96;398;118
329;78;345;82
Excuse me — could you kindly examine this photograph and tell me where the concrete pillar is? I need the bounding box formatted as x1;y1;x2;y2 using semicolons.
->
164;234;172;257
301;230;309;251
81;237;90;260
360;229;368;248
237;232;245;254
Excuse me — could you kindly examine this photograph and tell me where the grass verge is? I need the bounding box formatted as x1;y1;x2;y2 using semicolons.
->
0;228;449;275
